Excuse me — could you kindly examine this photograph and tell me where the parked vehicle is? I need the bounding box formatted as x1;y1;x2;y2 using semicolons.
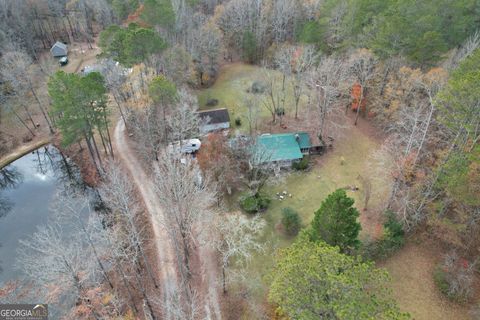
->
59;56;68;66
168;139;202;154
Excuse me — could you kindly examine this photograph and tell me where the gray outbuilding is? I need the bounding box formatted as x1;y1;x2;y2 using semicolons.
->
50;41;68;57
197;108;231;134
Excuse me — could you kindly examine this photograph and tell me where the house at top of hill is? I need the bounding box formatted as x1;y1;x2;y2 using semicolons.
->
255;132;312;167
50;41;68;57
197;108;230;134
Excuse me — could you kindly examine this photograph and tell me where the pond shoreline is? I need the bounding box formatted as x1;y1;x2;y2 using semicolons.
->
0;137;51;169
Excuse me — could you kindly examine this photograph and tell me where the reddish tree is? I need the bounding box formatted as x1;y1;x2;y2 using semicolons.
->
197;133;237;195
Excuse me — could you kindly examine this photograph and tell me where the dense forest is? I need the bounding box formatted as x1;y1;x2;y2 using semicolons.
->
0;0;479;319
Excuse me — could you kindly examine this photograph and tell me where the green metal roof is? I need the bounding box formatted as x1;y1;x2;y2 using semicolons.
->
296;132;311;149
256;132;311;162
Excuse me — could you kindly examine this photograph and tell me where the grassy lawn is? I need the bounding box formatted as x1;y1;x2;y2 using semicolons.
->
201;63;390;241
262;124;386;241
379;241;473;320
236;121;389;301
199;63;474;319
197;63;292;132
202;63;393;303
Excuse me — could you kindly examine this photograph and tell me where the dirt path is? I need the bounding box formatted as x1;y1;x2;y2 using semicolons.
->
0;137;50;169
113;120;179;319
199;245;222;320
114;120;222;319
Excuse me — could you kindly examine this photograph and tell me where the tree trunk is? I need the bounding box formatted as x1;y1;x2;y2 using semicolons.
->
91;135;104;170
29;85;54;134
13;109;35;136
84;133;101;175
103;112;114;158
113;93;128;128
412;100;435;166
22;105;36;129
222;265;227;294
354;87;364;126
99;129;110;156
116;262;138;314
80;220;114;290
133;266;157;320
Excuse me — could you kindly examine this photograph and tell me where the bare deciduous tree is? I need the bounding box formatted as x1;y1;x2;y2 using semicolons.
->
348;49;377;125
128;105;165;163
212;212;265;293
17;223;98;316
167;89;200;142
271;0;298;43
153;153;216;315
444;31;480;71
306;55;346;140
99;163;159;290
1;51;54;133
243;95;260;135
102;59;130;127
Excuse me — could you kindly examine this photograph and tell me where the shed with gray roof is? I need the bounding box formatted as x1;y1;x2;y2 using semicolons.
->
197;108;231;134
50;41;68;57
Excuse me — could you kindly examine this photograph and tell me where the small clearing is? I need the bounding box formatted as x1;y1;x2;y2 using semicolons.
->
379;240;473;320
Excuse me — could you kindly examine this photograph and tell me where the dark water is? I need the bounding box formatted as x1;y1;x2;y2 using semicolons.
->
0;145;84;285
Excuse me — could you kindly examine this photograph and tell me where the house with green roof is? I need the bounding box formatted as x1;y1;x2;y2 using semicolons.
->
255;132;312;166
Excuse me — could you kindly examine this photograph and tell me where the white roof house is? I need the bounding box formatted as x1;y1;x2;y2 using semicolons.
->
50;41;68;57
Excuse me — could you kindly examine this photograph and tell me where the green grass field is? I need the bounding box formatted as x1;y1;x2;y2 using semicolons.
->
238;123;389;301
200;63;476;319
201;63;392;302
197;63;298;132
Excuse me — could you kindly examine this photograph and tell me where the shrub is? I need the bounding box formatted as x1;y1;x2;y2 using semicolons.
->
292;156;309;171
206;98;219;107
361;210;405;260
275;107;285;116
433;266;450;297
240;196;258;214
257;194;271;210
240;193;271;214
281;208;302;236
251;81;266;94
434;251;475;302
235;117;242;126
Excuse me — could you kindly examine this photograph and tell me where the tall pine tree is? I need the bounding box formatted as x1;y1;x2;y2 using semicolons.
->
309;189;361;253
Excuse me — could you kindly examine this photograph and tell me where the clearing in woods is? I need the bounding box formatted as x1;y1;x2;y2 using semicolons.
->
199;63;472;319
380;240;473;320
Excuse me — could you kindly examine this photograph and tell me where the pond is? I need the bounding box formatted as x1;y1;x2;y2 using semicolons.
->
0;145;85;286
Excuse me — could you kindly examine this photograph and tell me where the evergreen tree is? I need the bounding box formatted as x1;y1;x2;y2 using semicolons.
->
241;31;257;63
141;0;176;30
99;23;166;66
148;75;178;143
48;71;112;172
309;189;361;252
268;233;409;320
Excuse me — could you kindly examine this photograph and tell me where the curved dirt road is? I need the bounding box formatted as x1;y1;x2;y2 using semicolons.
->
114;120;222;320
114;120;178;319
